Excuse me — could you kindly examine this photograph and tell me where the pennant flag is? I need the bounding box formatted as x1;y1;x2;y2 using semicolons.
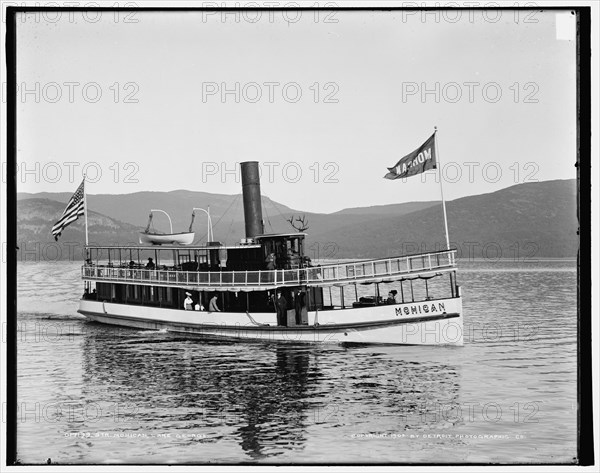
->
51;178;85;241
384;132;437;180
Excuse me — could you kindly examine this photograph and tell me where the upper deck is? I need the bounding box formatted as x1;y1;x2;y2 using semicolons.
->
82;248;457;292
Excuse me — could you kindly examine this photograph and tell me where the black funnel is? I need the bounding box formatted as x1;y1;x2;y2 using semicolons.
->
240;161;264;239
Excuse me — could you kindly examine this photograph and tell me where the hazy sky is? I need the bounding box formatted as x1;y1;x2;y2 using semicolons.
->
14;7;577;213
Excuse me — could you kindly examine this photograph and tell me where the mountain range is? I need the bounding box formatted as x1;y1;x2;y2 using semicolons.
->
16;179;578;261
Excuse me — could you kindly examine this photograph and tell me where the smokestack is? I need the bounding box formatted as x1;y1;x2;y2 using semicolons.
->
240;161;264;239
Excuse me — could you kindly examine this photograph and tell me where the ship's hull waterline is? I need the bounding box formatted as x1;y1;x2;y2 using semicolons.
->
78;297;463;345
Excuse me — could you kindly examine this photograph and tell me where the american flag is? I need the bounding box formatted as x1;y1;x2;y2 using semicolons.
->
51;178;85;241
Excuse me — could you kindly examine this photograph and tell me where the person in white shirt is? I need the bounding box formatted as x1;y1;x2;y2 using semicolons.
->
184;292;193;310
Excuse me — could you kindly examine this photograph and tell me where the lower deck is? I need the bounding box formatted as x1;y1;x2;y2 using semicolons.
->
78;296;463;345
83;269;458;315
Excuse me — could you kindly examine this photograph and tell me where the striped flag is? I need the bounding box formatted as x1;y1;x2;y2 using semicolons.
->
51;178;85;241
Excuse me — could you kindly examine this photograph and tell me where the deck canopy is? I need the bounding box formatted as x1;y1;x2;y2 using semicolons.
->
86;242;265;275
254;232;308;239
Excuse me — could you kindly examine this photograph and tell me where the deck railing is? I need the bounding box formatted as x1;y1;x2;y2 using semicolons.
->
82;249;456;289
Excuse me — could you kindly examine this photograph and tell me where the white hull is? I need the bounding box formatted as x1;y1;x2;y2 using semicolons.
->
78;297;463;345
139;232;195;245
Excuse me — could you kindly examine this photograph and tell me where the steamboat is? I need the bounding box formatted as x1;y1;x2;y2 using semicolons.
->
78;161;463;345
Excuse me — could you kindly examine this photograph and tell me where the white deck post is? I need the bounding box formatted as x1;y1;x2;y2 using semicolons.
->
434;127;451;256
83;175;89;247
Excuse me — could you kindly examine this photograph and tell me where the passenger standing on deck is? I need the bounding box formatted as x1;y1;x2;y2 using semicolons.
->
145;257;155;269
209;294;221;312
265;252;276;270
275;291;288;326
294;290;305;325
184;292;193;310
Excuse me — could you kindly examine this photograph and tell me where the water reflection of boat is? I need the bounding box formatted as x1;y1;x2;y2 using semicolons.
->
78;329;462;460
232;347;312;459
81;161;464;345
80;332;316;459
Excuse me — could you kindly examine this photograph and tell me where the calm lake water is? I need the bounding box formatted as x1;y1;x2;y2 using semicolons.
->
15;259;578;464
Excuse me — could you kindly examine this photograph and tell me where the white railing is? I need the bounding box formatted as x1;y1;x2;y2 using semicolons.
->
82;249;457;288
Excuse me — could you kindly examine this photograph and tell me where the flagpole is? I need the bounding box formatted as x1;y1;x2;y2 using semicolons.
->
83;174;89;247
434;126;450;251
